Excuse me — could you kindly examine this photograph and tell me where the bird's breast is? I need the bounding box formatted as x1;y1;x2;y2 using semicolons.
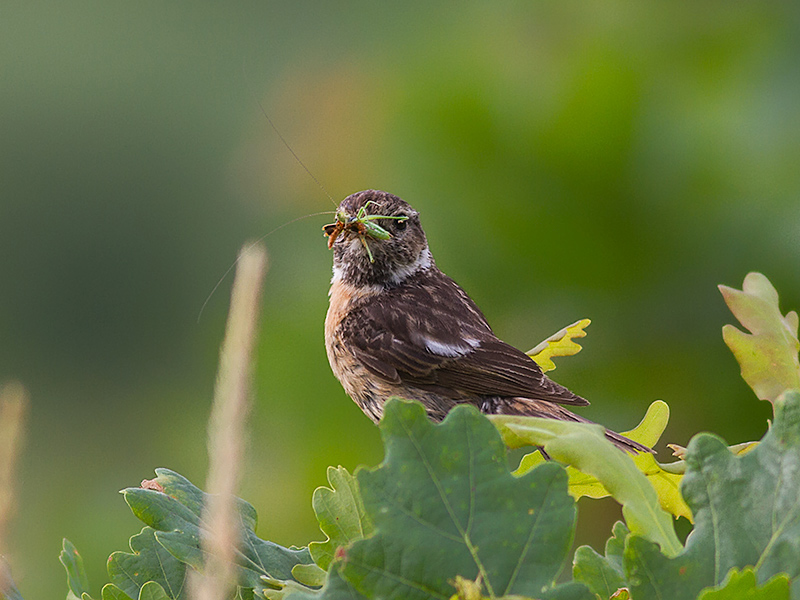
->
324;277;380;351
325;277;386;421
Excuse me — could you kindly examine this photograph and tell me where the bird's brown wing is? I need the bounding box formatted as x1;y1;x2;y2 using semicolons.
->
426;338;589;406
338;270;589;407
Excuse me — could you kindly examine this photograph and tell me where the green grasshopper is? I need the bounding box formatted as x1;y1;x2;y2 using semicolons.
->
322;201;408;263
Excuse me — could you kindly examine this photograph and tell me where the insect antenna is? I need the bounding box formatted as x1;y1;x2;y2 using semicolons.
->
198;63;341;323
243;60;337;208
197;210;334;323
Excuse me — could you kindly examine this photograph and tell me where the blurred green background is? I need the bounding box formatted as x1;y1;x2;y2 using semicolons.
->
2;2;799;597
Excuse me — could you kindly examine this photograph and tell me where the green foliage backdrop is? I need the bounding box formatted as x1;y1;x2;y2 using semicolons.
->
1;3;799;598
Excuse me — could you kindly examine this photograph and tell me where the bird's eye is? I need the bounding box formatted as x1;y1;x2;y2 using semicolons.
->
394;218;408;231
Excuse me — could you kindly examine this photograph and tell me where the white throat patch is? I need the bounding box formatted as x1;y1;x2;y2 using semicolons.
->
388;247;433;285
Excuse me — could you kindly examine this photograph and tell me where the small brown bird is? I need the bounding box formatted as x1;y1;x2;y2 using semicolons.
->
324;189;650;453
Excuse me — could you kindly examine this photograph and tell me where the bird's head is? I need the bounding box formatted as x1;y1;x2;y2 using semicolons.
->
325;190;433;287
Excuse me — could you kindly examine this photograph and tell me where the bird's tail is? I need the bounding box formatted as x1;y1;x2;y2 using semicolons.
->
501;397;654;455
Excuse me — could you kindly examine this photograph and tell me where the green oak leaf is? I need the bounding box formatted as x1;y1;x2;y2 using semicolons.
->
282;566;366;600
445;574;591;600
137;582;170;600
308;466;374;570
107;527;186;600
235;588;255;600
263;580;321;600
100;585;135;600
572;521;629;599
60;539;95;600
491;413;682;557
122;469;312;595
697;568;790;600
624;390;800;600
335;399;591;600
720;272;800;405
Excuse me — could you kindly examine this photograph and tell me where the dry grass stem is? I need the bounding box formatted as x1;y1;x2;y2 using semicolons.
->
190;243;268;600
0;382;28;595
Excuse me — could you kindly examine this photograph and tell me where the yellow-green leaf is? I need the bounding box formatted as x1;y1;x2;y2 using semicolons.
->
512;401;692;522
720;272;800;405
527;319;591;372
491;410;683;557
697;568;790;600
623;402;690;522
291;563;326;588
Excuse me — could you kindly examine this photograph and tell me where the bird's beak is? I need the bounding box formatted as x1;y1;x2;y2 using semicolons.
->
322;222;343;249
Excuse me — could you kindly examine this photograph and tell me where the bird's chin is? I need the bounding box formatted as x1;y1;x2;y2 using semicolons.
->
332;239;380;281
339;236;374;263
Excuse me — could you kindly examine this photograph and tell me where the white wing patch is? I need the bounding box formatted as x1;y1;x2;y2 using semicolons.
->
423;337;480;357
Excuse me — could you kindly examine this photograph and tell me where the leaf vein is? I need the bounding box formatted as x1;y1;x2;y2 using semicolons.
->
396;413;496;598
504;471;556;595
345;554;450;600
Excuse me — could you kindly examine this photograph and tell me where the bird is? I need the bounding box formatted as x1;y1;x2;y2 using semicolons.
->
323;189;651;454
